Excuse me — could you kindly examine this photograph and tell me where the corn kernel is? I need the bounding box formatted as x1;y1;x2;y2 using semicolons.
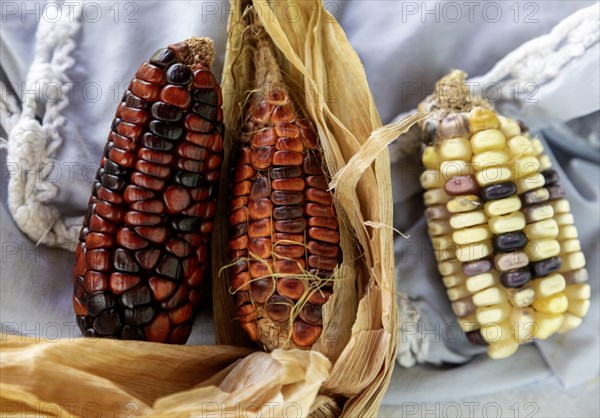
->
481;320;512;343
524;219;559;240
507;135;534;157
469;108;500;133
466;272;497;293
498;116;521;139
488;339;519;360
532;292;568;314
538;154;552;171
440;160;474;179
550;199;570;214
523;204;554;223
557;225;578;241
567;299;590;317
525;239;560;261
456;241;492;262
505;286;536;308
453;225;492;245
559;239;581;254
420;169;444;189
530;273;566;298
438;259;462;276
470;129;505;153
458;314;480;332
564;283;591;300
447;285;470;302
428;220;453;236
531;138;545;156
473;286;508;306
442;273;467;288
516;173;545;194
560;252;586;272
558;313;583;333
472;150;510;171
511;308;536;343
476;167;512;186
484;196;522;217
554;213;574;226
477;303;511;325
511;156;540;179
439;137;472;161
447;195;481;213
424;188;451;205
534;312;563;339
450;210;488;229
422;146;441;169
488;211;526;234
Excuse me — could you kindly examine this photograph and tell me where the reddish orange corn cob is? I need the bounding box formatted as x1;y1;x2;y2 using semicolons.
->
227;45;340;350
72;38;223;343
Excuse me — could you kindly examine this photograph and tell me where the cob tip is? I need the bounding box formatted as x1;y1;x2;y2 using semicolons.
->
185;36;216;68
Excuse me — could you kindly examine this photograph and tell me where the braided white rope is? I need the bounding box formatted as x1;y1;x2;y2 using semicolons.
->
5;1;82;250
473;3;600;90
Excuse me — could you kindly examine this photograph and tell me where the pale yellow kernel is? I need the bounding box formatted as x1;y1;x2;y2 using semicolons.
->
481;320;512;343
424;188;451;205
438;259;462;276
440;160;474;179
516;173;545;194
511;308;537;343
494;251;529;271
531;138;545;156
560;252;586;272
532;292;568;314
475;166;513;186
557;225;578;241
523;204;554;223
420;169;445;189
450;210;488;229
524;219;559;240
530;273;566;298
453;225;492;245
498;116;521;139
564;283;591;300
439;137;472;161
447;285;470;302
484;196;522;217
456;241;492;262
560;239;581;254
473;286;508;306
525;239;560;261
471;129;506;154
567;299;590;317
488;211;526;234
554;213;574;226
534;312;563;339
469;107;500;133
506;286;536;308
442;273;467;288
488;339;519;359
435;245;456;262
458;314;480;332
538;154;552;172
550;199;570;214
477;303;511;325
447;195;481;213
511;156;540;180
465;272;496;293
428;219;453;236
557;313;583;333
472;150;510;171
507;135;534;157
422;146;441;169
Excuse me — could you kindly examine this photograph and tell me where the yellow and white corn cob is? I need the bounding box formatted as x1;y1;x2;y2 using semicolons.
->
418;71;590;359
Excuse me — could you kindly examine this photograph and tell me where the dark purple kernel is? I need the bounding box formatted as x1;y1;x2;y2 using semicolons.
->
149;48;177;69
480;181;517;201
492;232;528;252
500;267;532;288
151;102;183;122
166;63;192;85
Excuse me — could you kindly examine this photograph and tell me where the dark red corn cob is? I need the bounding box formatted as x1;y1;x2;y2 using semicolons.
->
73;38;223;343
228;82;340;350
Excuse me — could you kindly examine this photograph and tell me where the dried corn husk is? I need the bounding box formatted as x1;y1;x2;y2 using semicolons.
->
1;0;420;416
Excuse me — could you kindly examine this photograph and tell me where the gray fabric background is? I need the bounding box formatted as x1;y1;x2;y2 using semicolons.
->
1;0;599;413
